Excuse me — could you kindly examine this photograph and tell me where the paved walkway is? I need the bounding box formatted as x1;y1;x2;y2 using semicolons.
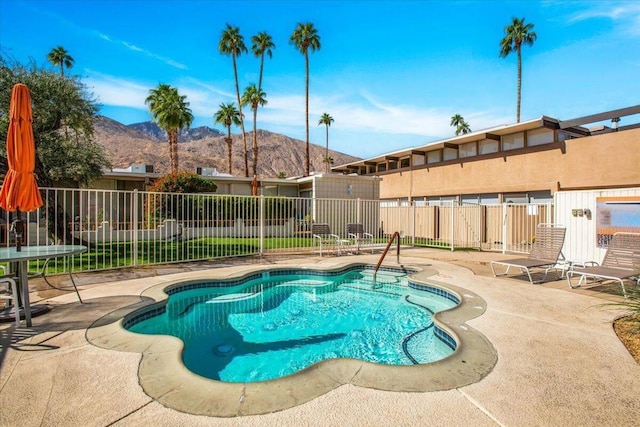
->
1;248;639;426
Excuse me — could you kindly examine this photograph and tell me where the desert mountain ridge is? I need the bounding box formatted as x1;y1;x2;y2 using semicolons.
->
94;116;361;178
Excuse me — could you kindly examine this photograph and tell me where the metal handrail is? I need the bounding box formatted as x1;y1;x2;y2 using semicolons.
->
373;231;401;279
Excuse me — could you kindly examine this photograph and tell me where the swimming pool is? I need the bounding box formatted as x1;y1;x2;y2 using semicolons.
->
125;266;459;383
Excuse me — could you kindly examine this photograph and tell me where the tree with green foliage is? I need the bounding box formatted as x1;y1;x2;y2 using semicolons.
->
450;114;471;136
318;113;334;173
47;46;74;78
1;54;110;244
323;156;334;171
500;17;537;123
219;24;249;177
214;102;241;175
290;22;321;176
0;55;109;187
145;84;193;174
251;32;275;93
149;172;218;193
241;84;267;177
146;172;218;224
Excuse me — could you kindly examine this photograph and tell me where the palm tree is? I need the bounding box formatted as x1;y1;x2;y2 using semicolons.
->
214;102;241;175
219;24;250;176
323;156;334;171
318;113;334;173
290;22;321;176
47;46;74;77
47;46;75;138
500;17;537;123
450;114;471;136
251;32;275;93
241;84;268;177
145;84;193;174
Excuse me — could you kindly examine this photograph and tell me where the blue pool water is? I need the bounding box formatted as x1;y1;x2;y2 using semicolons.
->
127;267;457;382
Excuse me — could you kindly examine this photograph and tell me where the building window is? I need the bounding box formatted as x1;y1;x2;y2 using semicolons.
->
461;194;480;204
400;157;410;168
527;190;553;203
480;193;500;204
377;163;386;172
427;151;441;164
388;160;398;170
502;132;524;151
443;147;458;161
504;193;528;203
478;139;499;155
412;153;425;166
526;128;554;147
459;142;477;158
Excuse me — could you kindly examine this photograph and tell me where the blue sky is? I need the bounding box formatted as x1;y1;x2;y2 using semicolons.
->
1;0;639;158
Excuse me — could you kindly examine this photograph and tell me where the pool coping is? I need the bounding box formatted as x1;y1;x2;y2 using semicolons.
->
86;261;497;417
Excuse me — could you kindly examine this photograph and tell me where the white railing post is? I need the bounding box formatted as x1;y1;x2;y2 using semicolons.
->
259;195;265;256
450;200;455;251
411;200;416;247
502;202;508;254
132;189;139;267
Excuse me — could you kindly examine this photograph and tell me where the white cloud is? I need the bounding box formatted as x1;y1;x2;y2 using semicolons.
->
87;73;243;119
568;3;640;36
85;72;150;109
87;72;512;157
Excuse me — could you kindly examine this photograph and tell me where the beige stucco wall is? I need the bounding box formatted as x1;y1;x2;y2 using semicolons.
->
313;175;380;200
380;128;640;200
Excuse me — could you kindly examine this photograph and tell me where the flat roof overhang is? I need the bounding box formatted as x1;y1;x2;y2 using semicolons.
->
333;117;554;171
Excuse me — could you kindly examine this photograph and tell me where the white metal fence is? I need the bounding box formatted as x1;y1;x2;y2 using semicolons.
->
0;188;553;275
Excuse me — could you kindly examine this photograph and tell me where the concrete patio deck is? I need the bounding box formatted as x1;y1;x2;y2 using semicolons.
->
1;248;639;426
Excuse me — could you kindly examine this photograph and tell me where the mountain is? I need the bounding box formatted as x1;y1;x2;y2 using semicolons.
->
93;116;361;178
128;121;224;142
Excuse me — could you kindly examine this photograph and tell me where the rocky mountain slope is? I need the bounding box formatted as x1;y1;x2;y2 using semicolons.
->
93;116;360;178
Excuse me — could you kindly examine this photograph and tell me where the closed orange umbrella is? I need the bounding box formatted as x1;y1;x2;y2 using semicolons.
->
0;83;43;212
0;84;43;250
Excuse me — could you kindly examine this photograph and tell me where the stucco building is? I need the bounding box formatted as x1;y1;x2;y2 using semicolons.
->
333;106;640;204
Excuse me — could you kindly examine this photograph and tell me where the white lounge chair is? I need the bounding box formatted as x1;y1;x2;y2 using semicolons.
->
567;232;640;298
490;224;566;285
311;223;350;256
347;223;374;254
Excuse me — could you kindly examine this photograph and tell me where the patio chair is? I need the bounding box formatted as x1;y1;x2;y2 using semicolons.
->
490;224;566;285
1;268;21;327
311;223;350;256
567;232;640;298
347;223;374;254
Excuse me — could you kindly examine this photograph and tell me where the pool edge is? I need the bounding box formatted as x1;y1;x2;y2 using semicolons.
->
86;261;497;417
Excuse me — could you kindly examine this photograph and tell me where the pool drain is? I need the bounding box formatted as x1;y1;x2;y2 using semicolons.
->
214;344;235;356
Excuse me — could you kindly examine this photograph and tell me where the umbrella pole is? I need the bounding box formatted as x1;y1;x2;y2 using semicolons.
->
11;209;24;252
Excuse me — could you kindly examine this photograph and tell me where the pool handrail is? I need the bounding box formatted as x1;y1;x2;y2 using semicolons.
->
373;231;401;279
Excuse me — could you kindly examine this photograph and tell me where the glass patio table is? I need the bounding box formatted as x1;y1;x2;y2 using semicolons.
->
0;245;87;326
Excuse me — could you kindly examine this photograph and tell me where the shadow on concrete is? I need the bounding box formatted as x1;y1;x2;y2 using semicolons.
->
0;295;153;370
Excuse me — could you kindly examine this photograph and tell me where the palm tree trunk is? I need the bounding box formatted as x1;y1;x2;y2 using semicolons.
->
305;52;310;176
233;55;249;177
169;128;178;174
517;47;522;123
252;107;258;177
258;55;265;92
325;125;329;173
226;131;233;175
